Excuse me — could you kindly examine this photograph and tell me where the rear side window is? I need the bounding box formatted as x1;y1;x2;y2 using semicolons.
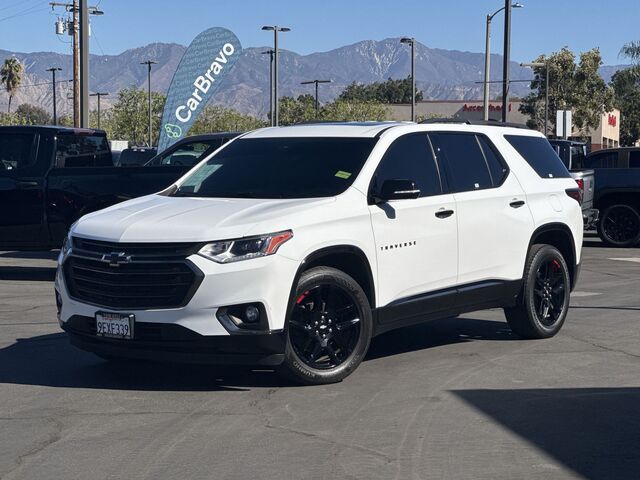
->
56;133;112;167
585;151;618;169
629;151;640;168
372;133;442;197
505;135;571;179
477;136;508;185
0;133;36;172
429;133;493;192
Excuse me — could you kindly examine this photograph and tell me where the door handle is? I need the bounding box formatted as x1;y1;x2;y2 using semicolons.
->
435;209;454;219
509;200;525;208
15;181;39;190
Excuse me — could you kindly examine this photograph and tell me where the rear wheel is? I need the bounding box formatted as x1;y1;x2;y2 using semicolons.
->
505;244;570;339
597;204;640;247
279;267;372;385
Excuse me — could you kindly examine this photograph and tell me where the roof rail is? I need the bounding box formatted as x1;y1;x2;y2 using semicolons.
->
419;118;529;129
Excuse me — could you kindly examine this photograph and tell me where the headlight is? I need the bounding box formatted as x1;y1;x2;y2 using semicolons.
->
198;230;293;263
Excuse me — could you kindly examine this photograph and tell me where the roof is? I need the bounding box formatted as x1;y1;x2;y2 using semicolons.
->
0;125;106;135
244;122;408;138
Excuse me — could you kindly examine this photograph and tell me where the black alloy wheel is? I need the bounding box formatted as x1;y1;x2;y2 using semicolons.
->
289;284;361;370
532;257;567;327
505;244;571;339
280;266;372;385
598;204;640;247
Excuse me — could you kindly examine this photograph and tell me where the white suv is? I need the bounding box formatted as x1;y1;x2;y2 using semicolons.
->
55;121;584;384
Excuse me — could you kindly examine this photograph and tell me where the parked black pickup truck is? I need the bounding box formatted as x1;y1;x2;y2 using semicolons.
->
0;126;189;250
584;147;640;247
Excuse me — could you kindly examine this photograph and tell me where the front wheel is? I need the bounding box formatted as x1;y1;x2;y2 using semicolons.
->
505;244;571;339
597;204;640;247
279;267;372;385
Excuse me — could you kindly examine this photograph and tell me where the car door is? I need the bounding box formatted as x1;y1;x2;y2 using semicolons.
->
0;131;51;249
368;132;458;312
429;132;534;286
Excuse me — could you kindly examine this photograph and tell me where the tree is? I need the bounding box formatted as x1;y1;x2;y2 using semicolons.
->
278;94;317;126
189;105;266;134
108;88;165;146
611;68;640;146
321;100;389;122
338;77;423;104
15;103;51;125
620;41;640;64
1;57;24;113
519;47;614;133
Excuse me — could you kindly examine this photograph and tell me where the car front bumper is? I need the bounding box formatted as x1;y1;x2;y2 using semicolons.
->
55;252;299;365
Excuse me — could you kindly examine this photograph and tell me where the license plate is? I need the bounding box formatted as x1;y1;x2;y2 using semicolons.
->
95;312;134;339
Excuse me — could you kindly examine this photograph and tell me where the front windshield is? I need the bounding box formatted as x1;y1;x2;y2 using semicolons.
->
147;140;220;166
172;137;377;199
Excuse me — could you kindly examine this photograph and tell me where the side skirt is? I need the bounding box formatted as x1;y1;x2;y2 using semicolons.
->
372;279;522;336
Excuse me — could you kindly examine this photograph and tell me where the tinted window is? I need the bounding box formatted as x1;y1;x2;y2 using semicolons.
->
478;136;508;185
629;151;640;168
174;137;377;199
118;148;157;166
372;133;441;197
505;135;571;179
0;133;35;172
149;141;220;166
430;133;492;192
56;133;111;167
586;151;618;169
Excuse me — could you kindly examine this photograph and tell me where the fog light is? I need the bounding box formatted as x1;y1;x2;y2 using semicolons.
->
245;305;260;323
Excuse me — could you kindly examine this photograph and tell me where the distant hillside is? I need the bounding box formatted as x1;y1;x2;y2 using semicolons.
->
0;39;630;117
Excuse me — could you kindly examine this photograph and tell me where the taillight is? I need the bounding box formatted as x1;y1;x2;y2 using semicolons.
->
575;178;584;192
566;188;582;204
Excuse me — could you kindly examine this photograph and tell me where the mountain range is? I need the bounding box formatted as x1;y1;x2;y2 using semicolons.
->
0;38;630;118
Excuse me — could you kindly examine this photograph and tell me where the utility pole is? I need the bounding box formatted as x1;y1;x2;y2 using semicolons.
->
89;92;108;129
262;26;291;126
140;60;158;146
400;37;416;121
262;49;274;126
300;80;332;119
501;0;512;123
50;1;103;127
46;67;62;124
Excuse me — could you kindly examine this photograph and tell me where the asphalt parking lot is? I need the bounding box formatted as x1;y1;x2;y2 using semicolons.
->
0;234;639;480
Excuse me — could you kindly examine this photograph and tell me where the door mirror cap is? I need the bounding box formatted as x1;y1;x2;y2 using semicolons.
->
375;179;421;203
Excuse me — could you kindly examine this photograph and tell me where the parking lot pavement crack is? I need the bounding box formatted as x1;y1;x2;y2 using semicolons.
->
564;333;640;360
264;423;395;463
0;418;63;480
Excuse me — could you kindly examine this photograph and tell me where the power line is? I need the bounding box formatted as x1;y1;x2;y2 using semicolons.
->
0;0;43;13
0;2;49;22
11;79;73;89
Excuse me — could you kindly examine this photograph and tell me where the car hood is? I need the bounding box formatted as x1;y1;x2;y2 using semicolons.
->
73;194;335;243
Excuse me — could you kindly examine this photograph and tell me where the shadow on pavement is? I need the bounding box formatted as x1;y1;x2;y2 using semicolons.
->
0;266;56;281
366;316;515;360
0;332;288;391
454;387;640;480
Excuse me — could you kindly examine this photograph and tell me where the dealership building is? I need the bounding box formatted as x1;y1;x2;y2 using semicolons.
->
388;100;621;151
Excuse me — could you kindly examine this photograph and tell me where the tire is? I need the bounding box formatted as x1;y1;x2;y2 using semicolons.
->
279;266;373;385
597;204;640;247
505;244;571;339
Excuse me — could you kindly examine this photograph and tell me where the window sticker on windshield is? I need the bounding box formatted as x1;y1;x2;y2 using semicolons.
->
335;170;352;179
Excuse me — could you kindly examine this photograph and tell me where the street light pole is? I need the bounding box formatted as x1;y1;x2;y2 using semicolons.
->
400;37;416;121
89;92;108;129
301;79;332;119
482;3;523;122
520;61;548;136
46;67;62;124
262;25;291;126
140;60;157;146
262;49;274;126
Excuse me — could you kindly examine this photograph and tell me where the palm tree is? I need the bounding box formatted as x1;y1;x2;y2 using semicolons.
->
621;41;640;64
0;57;24;113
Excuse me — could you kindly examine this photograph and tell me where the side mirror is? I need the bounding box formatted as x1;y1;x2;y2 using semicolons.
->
375;179;420;203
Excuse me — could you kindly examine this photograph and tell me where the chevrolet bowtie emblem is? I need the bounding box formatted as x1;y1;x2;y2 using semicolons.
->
102;251;132;267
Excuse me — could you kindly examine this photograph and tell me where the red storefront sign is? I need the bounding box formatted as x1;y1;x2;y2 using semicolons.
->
463;103;512;112
608;114;617;127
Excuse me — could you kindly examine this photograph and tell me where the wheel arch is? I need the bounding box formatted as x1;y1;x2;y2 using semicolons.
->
286;245;376;320
528;223;578;290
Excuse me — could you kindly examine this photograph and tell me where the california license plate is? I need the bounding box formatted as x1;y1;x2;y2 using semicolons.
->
95;312;134;339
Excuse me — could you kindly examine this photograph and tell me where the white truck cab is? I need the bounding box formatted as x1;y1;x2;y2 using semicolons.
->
56;121;583;384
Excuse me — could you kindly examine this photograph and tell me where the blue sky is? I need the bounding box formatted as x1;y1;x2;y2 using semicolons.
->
0;0;637;65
